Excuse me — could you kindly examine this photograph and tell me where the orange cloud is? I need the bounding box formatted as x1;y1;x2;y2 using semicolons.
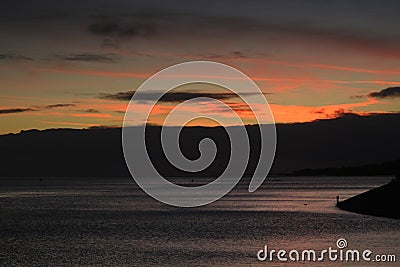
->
138;97;380;125
232;57;400;75
41;121;100;127
33;66;400;87
270;97;379;123
71;113;112;118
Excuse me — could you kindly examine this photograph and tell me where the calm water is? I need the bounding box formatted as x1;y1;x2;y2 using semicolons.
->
0;176;398;266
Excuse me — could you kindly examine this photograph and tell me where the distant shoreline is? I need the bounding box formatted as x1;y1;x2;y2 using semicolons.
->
292;159;400;176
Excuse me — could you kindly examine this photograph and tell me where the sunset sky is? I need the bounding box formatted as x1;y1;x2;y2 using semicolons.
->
1;0;399;134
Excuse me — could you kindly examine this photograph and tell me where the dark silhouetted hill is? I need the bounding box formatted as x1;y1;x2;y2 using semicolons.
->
337;177;400;219
0;113;399;177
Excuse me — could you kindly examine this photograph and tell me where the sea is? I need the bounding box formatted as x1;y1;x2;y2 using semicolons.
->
0;176;398;266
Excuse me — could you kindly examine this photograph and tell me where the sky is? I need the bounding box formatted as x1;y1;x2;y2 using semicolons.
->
0;0;399;134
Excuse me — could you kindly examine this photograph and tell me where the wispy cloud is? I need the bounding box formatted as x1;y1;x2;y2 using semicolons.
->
201;51;245;59
59;53;119;63
0;108;36;114
102;38;119;49
41;103;76;109
0;103;75;115
81;109;100;113
88;17;156;38
0;54;33;61
35;67;150;78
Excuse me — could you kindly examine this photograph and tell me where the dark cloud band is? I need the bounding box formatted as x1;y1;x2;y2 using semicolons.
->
61;54;118;63
0;108;35;114
99;90;267;102
368;86;400;98
42;104;76;109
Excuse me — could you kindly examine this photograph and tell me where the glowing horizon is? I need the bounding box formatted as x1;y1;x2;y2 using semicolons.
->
1;1;399;134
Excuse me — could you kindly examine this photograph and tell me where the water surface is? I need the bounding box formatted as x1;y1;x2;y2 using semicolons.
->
0;176;398;266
